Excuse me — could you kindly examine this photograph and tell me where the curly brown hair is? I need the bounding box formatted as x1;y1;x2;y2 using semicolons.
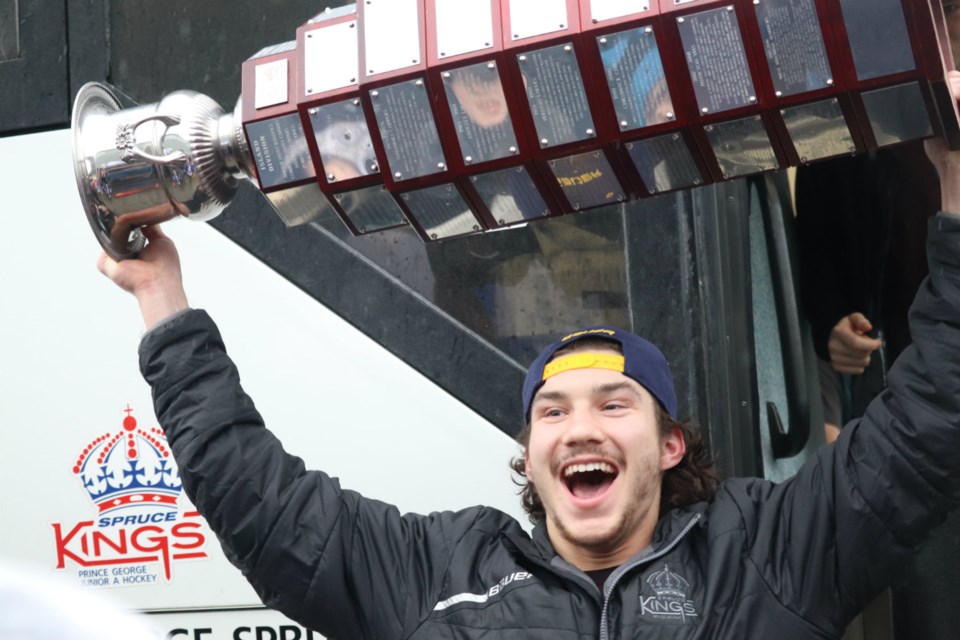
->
510;338;719;524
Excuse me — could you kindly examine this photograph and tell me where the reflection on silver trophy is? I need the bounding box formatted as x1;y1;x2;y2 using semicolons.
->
72;83;253;260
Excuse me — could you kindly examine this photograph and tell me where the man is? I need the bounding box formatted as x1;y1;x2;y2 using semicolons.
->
99;76;960;638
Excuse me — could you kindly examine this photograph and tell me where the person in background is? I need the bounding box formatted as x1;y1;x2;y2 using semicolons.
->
795;138;938;441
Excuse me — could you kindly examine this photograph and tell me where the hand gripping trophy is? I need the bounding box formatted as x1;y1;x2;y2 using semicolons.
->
71;0;960;258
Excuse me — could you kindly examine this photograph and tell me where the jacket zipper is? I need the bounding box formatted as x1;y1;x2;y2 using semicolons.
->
598;513;702;640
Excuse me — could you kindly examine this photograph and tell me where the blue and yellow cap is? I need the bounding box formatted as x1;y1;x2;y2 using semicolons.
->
522;325;677;422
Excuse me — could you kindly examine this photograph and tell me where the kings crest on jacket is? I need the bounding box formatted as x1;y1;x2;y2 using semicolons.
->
639;564;700;625
51;406;209;587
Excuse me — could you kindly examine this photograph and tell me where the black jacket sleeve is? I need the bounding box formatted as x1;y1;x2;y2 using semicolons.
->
139;311;495;638
733;213;960;635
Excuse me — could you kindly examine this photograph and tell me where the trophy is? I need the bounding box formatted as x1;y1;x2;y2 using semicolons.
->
72;83;252;260
72;0;960;258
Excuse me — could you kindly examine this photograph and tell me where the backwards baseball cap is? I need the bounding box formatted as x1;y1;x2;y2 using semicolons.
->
522;325;677;422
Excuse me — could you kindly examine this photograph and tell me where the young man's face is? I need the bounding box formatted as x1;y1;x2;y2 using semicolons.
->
525;355;684;568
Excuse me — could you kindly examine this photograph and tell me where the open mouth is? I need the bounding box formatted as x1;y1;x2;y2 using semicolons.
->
562;461;618;502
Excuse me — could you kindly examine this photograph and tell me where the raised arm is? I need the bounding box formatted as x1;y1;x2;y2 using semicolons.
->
729;73;960;636
96;225;499;637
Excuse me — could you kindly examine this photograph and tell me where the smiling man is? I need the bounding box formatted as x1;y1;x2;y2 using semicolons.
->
99;76;960;638
515;331;711;578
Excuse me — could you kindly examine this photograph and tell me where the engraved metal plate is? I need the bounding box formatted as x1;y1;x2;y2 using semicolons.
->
443;61;519;164
598;26;674;131
548;151;625;210
255;59;288;110
247;114;316;188
402;184;481;239
838;0;915;81
308;98;379;181
510;0;568;40
677;6;757;114
370;79;446;181
335;184;408;233
780;99;856;162
755;0;832;97
435;0;495;59
266;182;334;227
704;116;779;179
626;133;703;193
364;0;421;75
520;43;596;147
471;166;551;224
304;19;359;96
861;82;933;147
590;0;651;23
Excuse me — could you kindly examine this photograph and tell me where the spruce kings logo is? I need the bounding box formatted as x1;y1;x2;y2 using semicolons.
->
639;564;699;625
52;406;209;588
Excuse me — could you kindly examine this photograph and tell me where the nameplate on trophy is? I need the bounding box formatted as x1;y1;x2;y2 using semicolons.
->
754;0;832;97
625;132;704;194
246;113;316;190
704;116;779;179
548;151;625;210
401;184;481;239
254;58;290;110
362;0;422;76
588;0;652;24
861;81;933;148
598;26;675;131
369;79;447;181
333;184;408;234
469;167;552;225
509;0;571;41
302;14;359;96
520;43;596;148
307;98;378;182
676;6;756;114
434;0;496;59
838;0;916;82
264;182;336;228
442;61;520;164
780;99;857;163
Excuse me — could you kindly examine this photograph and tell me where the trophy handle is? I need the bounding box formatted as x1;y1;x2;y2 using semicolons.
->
116;113;187;164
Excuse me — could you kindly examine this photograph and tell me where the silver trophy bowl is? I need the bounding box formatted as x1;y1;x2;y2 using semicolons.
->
71;82;254;260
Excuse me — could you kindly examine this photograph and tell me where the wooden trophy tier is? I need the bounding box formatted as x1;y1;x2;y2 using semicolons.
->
238;0;958;241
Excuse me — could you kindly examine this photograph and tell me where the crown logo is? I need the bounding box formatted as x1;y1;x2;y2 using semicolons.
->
73;406;182;516
646;564;690;600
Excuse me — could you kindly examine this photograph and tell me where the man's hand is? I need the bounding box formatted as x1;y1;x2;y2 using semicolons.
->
97;225;189;330
828;312;883;375
926;71;960;214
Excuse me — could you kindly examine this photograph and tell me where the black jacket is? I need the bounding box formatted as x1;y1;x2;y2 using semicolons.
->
140;215;960;639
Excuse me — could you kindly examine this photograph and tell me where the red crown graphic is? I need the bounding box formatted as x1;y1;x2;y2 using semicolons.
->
73;406;182;515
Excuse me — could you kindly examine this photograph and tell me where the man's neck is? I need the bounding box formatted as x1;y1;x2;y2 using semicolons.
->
547;510;659;571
